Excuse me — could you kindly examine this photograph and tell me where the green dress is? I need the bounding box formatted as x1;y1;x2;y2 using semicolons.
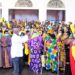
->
44;35;58;71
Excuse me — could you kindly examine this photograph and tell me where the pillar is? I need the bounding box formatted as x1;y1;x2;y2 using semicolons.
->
39;8;47;22
2;7;9;21
2;0;9;21
0;9;2;17
65;9;75;24
38;0;47;22
65;0;75;24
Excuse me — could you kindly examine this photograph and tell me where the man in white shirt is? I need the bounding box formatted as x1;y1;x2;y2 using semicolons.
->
11;27;29;75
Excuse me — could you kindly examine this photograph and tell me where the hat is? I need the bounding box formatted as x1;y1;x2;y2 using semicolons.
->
70;24;75;34
36;23;40;28
47;29;54;34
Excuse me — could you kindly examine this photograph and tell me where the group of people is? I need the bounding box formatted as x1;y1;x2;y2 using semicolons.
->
0;18;75;75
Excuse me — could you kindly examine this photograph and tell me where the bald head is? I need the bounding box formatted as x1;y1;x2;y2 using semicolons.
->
13;27;19;35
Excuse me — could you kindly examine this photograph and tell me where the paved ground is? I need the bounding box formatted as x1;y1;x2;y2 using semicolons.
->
0;67;64;75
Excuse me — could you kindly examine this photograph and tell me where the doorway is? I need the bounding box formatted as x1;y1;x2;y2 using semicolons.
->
9;9;39;21
47;10;65;24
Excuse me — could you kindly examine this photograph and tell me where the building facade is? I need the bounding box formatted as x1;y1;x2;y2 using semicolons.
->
0;0;75;23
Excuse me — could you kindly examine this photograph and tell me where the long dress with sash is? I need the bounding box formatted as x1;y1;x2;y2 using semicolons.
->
64;38;71;75
1;36;11;68
70;38;75;75
44;34;58;72
7;36;12;66
28;34;43;73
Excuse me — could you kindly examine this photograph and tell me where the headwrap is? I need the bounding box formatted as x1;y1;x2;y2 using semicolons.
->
47;29;54;34
6;22;11;28
36;23;40;28
70;24;75;34
32;33;40;39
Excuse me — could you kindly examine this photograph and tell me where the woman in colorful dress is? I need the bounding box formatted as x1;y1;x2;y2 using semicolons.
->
63;32;72;75
70;37;75;75
69;23;75;75
57;31;65;71
28;30;43;74
44;29;58;72
1;31;11;68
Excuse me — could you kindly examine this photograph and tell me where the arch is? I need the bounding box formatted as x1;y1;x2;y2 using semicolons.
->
47;0;65;8
15;0;33;7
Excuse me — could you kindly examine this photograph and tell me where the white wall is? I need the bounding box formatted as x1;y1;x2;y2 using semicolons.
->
0;9;2;17
1;0;75;23
65;0;75;24
0;0;2;17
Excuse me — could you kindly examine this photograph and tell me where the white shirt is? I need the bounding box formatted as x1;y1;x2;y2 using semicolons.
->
11;33;28;58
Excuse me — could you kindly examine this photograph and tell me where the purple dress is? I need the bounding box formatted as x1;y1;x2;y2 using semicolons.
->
1;36;11;68
28;35;43;73
7;36;12;66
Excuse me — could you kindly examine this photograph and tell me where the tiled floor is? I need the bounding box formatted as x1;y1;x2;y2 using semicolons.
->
0;67;64;75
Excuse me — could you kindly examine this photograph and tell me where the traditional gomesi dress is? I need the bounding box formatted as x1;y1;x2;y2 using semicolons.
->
57;35;65;71
64;38;71;75
69;24;75;75
28;33;43;73
7;36;12;66
1;35;11;68
70;38;75;75
44;34;58;72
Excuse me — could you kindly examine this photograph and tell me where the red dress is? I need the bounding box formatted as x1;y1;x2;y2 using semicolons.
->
70;39;75;75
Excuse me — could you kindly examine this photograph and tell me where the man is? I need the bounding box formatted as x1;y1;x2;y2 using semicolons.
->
11;26;29;75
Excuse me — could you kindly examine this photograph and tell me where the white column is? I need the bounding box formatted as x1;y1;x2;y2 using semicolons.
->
0;9;2;17
65;0;75;24
39;8;47;22
2;0;9;21
2;7;9;21
66;9;75;24
38;0;47;22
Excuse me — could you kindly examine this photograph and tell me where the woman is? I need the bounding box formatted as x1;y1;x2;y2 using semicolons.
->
63;32;72;75
44;29;58;72
1;31;11;68
28;30;43;74
70;34;75;75
7;31;12;66
56;31;65;71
